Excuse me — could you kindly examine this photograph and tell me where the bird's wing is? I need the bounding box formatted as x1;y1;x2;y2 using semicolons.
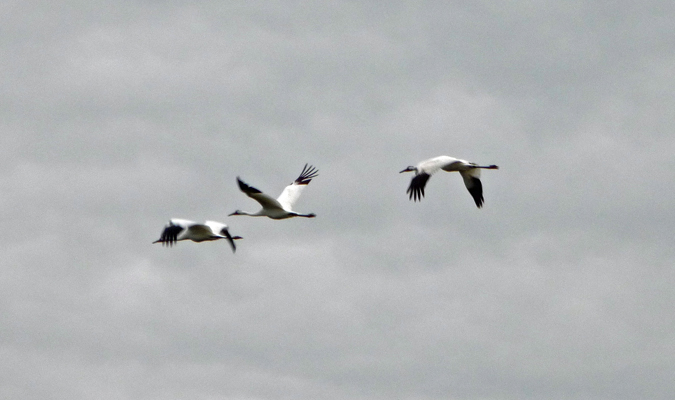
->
237;177;285;211
169;218;196;227
220;227;236;253
205;221;237;253
406;172;432;202
155;221;187;246
186;223;212;237
460;169;484;208
276;164;318;210
405;157;451;202
422;156;464;173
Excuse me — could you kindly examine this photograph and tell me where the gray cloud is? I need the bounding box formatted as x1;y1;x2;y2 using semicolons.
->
2;1;674;399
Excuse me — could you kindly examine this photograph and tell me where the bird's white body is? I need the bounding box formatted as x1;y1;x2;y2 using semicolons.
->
400;156;498;207
153;218;241;252
230;164;318;220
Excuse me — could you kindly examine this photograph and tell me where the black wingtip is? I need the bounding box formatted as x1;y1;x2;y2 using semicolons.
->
406;173;430;202
237;176;262;194
467;177;484;208
155;223;182;247
295;164;319;185
221;228;237;253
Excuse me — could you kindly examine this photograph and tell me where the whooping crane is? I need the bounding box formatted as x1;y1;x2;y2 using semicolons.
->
400;156;498;207
229;164;319;219
153;219;242;252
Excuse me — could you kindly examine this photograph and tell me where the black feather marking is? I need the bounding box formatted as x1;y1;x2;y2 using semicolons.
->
406;172;431;202
466;177;484;208
221;227;237;253
157;223;184;247
237;177;262;194
294;163;319;185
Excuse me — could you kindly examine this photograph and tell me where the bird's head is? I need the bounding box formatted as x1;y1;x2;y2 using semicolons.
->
399;166;416;173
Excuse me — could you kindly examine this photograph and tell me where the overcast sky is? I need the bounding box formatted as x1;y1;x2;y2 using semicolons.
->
2;1;675;399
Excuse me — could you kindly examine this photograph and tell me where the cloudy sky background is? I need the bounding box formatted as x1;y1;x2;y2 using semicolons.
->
2;1;674;399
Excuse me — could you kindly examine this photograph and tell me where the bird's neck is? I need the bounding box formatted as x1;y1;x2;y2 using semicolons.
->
240;210;266;217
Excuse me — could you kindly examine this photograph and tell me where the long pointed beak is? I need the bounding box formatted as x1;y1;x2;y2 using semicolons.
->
399;169;409;173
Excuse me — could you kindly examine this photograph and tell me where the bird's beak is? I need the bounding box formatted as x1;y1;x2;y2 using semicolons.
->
399;168;409;173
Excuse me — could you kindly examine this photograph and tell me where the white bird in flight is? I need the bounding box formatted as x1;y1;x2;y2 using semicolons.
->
229;164;319;219
153;219;242;252
400;156;499;207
